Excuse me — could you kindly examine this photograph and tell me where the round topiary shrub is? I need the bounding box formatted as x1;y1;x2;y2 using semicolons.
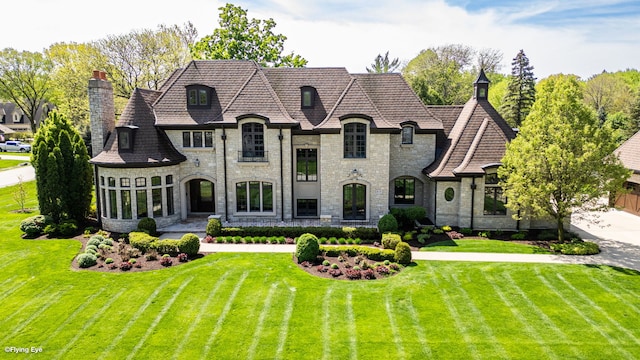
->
295;233;319;263
179;233;201;256
206;218;222;236
87;237;103;247
394;241;412;265
137;217;157;235
77;253;98;268
20;215;54;238
381;233;401;250
377;213;398;234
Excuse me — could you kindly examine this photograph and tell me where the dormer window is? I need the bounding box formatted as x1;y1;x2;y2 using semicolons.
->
117;126;137;152
186;85;211;108
301;86;316;109
401;126;413;144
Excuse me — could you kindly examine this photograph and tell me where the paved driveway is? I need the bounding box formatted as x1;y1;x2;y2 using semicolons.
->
0;156;34;188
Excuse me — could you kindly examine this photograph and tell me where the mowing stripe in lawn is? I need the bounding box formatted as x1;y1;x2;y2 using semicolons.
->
501;271;584;359
426;263;479;359
346;291;358;360
534;269;636;360
384;293;405;359
0;250;30;271
171;270;233;360
126;277;194;360
274;286;296;360
0;276;29;303
485;273;557;359
52;289;126;360
246;282;279;360
0;285;56;325
99;274;182;358
555;273;640;347
0;287;69;344
589;276;640;317
321;285;334;360
404;295;433;358
202;271;250;359
35;288;106;352
448;271;509;359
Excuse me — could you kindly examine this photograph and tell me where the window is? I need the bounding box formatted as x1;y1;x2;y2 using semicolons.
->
242;123;264;158
109;189;117;219
166;187;174;215
120;178;130;187
183;132;191;147
343;183;366;220
118;129;132;151
236;181;273;213
444;187;455;202
193;131;203;147
152;188;163;217
101;189;107;216
108;177;116;187
151;176;161;186
136;177;146;187
394;178;415;204
166;175;173;185
186;86;210;108
401;126;413;144
183;131;213;148
297;199;318;217
100;176;105;186
296;149;317;181
136;190;148;218
301;87;315;108
344;123;366;158
205;132;213;147
121;190;132;219
484;173;506;215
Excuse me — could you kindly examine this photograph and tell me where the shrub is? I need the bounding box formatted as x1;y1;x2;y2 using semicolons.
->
381;233;401;250
460;227;473;236
295;233;319;263
345;269;361;280
160;257;173;267
377;214;399;233
551;240;600;255
153;239;180;256
179;233;201;256
129;232;158;253
177;253;189;262
43;224;58;237
537;229;557;241
77;253;97;268
120;261;133;271
446;231;464;240
433;228;444;235
417;233;431;244
441;225;452;232
405;206;426;222
86;244;99;253
394;241;412;265
328;269;342;277
145;250;158;261
58;220;79;237
511;231;527;240
389;263;400;271
87;237;103;247
20;215;54;238
137;217;157;235
322;260;330;266
342;226;356;238
362;268;376;280
320;245;395;262
376;265;390;275
105;258;114;264
402;232;414;241
206;218;222;236
317;265;328;273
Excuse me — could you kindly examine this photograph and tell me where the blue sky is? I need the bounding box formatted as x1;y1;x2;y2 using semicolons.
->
1;0;638;79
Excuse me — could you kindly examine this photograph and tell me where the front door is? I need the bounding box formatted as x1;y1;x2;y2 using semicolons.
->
343;183;366;220
189;179;215;213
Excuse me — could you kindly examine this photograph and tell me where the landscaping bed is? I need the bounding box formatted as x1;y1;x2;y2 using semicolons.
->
295;248;405;280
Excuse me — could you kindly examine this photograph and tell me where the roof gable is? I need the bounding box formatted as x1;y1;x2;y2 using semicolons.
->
616;130;640;172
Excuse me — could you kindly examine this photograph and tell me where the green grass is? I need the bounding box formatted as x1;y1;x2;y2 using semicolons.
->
421;239;552;254
0;159;30;170
1;182;640;359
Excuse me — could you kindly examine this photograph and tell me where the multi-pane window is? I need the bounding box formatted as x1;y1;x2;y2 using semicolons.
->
484;173;507;215
120;178;130;187
121;190;132;219
236;181;273;213
187;87;209;107
296;149;317;181
344;123;366;158
166;187;174;216
193;132;203;147
109;189;117;219
183;131;213;148
205;132;213;147
182;132;191;147
136;177;146;187
297;199;318;217
301;87;315;108
242;123;264;158
401;126;413;144
394;177;415;204
136;190;148;219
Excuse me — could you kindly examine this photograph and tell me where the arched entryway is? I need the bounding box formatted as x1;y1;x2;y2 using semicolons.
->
188;179;215;214
343;183;366;220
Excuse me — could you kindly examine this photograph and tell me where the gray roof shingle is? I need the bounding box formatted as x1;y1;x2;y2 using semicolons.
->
615;130;640;173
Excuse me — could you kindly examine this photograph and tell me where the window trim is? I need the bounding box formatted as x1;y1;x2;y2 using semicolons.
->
301;86;316;109
296;148;318;182
394;177;415;204
401;126;414;145
186;85;211;109
241;122;265;160
343;122;367;159
483;173;507;216
235;181;274;214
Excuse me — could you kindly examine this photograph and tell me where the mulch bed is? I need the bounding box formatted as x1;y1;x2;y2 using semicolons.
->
295;252;404;280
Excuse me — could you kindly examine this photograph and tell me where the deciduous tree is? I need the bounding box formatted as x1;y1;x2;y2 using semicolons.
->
190;3;307;67
499;74;630;242
499;50;536;128
0;48;53;133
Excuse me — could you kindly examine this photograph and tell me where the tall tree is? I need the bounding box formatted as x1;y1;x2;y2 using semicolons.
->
96;23;197;99
32;111;93;223
583;71;632;122
190;3;307;67
499;74;630;242
0;48;53;133
499;50;536;128
366;51;400;73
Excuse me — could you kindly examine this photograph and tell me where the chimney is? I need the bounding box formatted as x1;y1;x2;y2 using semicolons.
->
88;70;115;157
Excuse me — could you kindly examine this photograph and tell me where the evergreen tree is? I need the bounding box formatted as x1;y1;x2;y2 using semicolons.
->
499;50;536;128
31;111;93;223
499;75;630;242
366;51;400;73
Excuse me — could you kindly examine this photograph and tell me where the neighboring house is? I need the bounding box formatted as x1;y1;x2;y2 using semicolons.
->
614;131;640;216
89;60;551;233
0;102;52;133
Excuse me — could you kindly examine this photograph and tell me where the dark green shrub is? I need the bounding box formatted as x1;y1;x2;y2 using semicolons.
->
511;231;527;240
58;220;79;237
459;227;473;236
537;229;557;241
179;233;201;256
381;233;401;250
206;218;222;236
137;217;157;235
551;241;600;255
295;233;319;263
77;253;97;268
389;208;409;228
319;245;395;262
405;206;426;222
43;224;58;237
394;241;412;265
20;215;54;238
129;231;158;253
378;214;399;233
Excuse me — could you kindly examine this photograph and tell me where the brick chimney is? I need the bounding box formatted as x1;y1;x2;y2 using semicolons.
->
88;70;115;156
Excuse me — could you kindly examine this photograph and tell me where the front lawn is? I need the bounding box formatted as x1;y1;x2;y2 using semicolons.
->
0;158;30;170
421;239;552;254
1;182;640;359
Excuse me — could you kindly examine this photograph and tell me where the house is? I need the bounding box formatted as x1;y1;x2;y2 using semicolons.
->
89;60;551;233
0;102;51;134
614;131;640;216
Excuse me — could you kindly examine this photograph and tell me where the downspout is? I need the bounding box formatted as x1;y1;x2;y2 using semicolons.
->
94;166;102;228
433;181;438;225
470;177;476;230
221;127;228;222
278;127;284;221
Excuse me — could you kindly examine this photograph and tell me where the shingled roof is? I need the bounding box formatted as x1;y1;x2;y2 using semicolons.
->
615;130;640;174
91;88;186;168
